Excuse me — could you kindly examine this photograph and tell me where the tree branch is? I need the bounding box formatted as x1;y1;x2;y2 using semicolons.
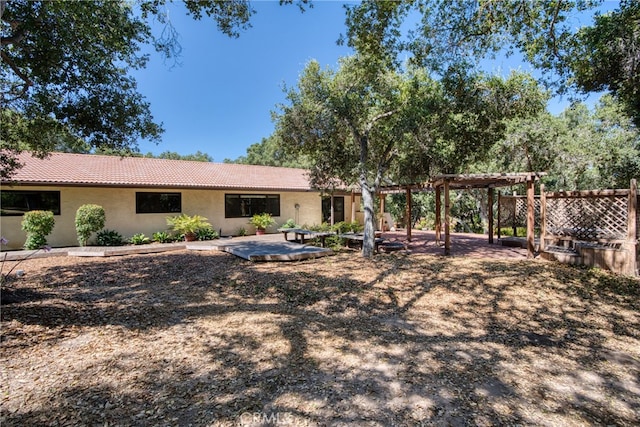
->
366;108;399;133
548;0;563;59
1;27;26;46
1;50;33;94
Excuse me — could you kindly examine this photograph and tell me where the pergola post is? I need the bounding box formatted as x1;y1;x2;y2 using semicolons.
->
512;190;518;237
526;177;535;259
405;186;412;242
540;184;546;253
435;185;441;245
488;187;494;244
628;179;637;276
444;180;451;255
497;191;502;240
379;193;386;231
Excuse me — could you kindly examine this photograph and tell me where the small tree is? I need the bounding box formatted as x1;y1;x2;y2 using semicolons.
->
21;210;55;250
75;204;106;246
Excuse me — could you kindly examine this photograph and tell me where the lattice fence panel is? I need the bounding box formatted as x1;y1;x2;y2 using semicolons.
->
499;196;540;229
545;195;628;241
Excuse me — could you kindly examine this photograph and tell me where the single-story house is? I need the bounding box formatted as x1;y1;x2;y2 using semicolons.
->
0;152;361;250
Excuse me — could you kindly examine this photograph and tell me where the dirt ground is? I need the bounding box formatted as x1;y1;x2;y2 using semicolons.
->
1;250;639;426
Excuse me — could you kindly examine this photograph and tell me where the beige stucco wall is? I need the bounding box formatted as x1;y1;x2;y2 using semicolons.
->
0;185;346;250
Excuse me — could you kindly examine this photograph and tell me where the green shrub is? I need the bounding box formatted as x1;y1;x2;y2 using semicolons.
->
281;218;298;229
75;204;106;246
196;227;219;241
96;229;125;246
130;233;151;245
21;210;55;250
308;222;332;232
332;221;362;234
249;212;276;231
152;231;174;243
498;227;528;237
166;214;211;240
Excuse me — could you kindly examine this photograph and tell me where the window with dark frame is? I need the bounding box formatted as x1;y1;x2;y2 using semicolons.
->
225;194;280;218
0;191;61;216
322;196;345;223
136;192;182;214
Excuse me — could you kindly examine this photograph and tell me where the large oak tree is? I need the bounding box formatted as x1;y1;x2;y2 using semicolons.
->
275;56;545;257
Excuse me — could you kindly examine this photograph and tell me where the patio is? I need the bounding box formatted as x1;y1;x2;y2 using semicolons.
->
0;230;528;263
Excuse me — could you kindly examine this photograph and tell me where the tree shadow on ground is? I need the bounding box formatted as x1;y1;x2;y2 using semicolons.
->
1;251;639;426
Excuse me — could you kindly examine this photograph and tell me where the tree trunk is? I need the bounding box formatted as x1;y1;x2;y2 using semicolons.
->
360;178;376;257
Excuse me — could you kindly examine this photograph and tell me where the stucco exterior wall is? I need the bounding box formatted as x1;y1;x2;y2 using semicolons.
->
0;185;335;250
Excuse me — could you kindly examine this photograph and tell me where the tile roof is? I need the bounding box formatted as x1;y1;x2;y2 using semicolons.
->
5;152;315;191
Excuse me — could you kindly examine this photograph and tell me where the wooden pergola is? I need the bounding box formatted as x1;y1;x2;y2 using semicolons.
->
381;172;546;258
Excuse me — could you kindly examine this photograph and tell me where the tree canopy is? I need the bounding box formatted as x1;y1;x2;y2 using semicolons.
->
569;0;640;126
342;1;640;124
483;94;640;191
275;56;546;256
0;0;306;177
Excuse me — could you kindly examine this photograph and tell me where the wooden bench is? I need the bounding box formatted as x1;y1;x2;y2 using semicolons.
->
338;233;385;252
277;228;335;247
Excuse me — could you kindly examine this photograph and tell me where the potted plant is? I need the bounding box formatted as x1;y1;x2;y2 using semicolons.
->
249;212;275;235
166;214;211;241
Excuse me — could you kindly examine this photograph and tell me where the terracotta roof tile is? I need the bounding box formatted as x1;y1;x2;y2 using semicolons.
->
5;152;314;191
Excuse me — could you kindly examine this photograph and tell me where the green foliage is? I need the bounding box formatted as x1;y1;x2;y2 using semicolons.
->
570;1;640;127
343;1;640;128
332;221;362;234
152;231;174;243
0;110;88;179
21;210;55;250
96;229;125;246
75;204;106;246
231;135;310;167
481;95;640;191
130;233;151;245
195;227;219;241
280;218;299;229
166;214;211;238
249;213;276;230
498;227;528;238
1;1;164;176
450;192;485;234
0;0;292;178
237;227;247;237
275;56;545;256
145;151;214;162
387;193;435;229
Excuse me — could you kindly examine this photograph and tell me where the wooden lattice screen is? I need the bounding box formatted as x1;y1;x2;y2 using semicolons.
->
499;195;540;231
544;191;629;241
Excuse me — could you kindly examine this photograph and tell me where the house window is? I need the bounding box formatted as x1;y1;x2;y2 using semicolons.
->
322;196;345;223
136;192;182;214
225;194;280;218
0;191;61;216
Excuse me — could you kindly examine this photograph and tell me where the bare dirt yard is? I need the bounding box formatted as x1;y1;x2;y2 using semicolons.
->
1;250;639;426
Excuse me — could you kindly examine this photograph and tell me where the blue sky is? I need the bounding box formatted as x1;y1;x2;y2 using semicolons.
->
133;1;354;161
132;1;617;162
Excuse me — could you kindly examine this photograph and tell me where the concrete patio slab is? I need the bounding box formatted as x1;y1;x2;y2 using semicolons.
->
188;235;334;261
1;234;333;262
